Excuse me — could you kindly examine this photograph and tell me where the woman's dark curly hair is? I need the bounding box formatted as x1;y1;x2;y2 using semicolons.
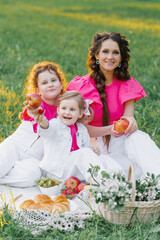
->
86;32;130;149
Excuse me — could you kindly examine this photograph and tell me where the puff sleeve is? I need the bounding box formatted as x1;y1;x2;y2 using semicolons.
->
118;78;147;105
67;75;104;126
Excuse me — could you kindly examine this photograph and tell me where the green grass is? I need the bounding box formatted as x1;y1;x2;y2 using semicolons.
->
1;208;160;240
0;0;160;238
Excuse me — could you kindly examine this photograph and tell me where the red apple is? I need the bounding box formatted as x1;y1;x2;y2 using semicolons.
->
61;188;76;199
61;189;67;196
26;93;42;109
38;109;44;114
65;177;80;190
114;118;129;133
69;192;76;199
75;183;87;194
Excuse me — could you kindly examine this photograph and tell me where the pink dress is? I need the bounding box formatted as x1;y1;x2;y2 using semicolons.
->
67;74;147;126
67;74;160;177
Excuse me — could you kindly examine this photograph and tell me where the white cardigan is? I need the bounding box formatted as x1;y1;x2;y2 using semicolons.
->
38;117;91;177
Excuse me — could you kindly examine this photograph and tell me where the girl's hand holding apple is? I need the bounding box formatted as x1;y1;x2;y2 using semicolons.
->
24;94;49;129
26;106;49;129
24;93;44;122
24;104;43;121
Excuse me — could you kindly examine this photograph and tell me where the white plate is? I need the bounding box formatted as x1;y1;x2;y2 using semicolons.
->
15;194;77;212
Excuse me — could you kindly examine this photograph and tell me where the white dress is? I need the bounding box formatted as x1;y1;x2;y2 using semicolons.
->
0;121;42;187
95;130;160;178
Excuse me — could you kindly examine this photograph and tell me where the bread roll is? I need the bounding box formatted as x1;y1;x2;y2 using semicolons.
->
52;202;70;214
19;194;70;215
37;203;53;213
52;195;69;204
34;194;51;203
39;200;54;207
27;203;41;210
20;199;35;210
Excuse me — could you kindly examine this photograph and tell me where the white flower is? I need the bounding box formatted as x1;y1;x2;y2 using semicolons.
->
97;193;102;199
90;165;160;212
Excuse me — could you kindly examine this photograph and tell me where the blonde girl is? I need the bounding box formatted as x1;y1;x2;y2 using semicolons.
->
30;91;120;182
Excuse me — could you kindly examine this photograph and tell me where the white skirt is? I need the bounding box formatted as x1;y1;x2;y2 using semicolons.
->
95;130;160;177
46;148;123;183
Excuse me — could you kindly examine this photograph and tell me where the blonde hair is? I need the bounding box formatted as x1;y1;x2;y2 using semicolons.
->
58;91;94;122
58;91;85;111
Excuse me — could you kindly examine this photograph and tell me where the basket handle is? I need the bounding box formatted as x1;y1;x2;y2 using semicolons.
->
127;163;136;202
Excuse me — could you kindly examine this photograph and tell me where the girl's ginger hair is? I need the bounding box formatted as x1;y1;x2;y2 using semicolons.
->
19;61;67;119
58;91;94;122
87;32;130;149
24;61;67;96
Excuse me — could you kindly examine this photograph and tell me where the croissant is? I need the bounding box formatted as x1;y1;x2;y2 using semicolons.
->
52;202;70;214
52;195;69;204
27;203;42;210
20;199;35;210
34;194;51;203
19;194;70;214
34;203;53;213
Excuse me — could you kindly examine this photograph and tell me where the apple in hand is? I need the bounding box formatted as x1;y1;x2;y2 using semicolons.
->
38;109;44;114
75;183;87;194
65;177;80;190
26;93;42;109
114;118;129;133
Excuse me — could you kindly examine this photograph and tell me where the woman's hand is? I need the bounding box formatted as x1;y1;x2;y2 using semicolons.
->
121;116;138;134
110;116;138;137
110;124;123;138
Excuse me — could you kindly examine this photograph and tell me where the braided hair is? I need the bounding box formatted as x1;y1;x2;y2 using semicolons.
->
87;32;130;148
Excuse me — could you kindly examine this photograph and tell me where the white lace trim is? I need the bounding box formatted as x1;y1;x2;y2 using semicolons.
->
13;209;93;233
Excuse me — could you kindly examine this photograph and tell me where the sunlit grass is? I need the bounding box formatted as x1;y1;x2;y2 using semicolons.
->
0;83;22;141
1;3;160;34
0;0;160;238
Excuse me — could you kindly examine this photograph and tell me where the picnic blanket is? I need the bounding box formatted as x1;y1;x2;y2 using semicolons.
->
0;184;94;232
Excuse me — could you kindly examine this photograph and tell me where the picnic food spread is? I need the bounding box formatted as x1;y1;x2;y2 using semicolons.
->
36;177;62;188
20;194;70;214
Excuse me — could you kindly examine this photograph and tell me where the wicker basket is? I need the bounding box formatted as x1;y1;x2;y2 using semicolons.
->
98;164;160;225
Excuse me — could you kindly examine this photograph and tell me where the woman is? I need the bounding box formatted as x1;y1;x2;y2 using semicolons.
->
67;32;160;177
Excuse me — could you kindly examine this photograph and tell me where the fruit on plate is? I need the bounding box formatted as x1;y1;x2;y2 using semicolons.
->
62;188;76;199
65;177;80;189
114;118;129;133
26;93;42;109
75;183;87;194
36;177;62;188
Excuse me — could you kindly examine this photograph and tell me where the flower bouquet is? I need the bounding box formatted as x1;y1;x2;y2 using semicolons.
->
88;164;160;225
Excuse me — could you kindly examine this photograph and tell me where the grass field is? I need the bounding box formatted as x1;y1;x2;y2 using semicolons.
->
0;0;160;239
